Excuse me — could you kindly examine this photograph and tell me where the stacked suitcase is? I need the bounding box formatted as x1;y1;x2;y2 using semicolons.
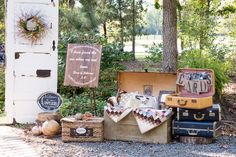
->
165;69;222;140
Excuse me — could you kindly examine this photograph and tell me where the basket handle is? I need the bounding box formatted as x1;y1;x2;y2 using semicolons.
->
177;100;187;106
194;114;205;121
188;130;198;136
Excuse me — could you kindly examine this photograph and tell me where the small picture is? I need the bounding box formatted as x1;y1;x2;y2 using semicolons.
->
143;85;153;96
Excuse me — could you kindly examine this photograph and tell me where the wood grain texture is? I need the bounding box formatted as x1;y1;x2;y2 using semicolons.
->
180;136;213;144
64;44;102;88
162;0;178;72
61;117;104;142
104;111;171;144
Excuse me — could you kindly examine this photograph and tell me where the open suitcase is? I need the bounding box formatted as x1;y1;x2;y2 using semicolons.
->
165;68;215;109
104;72;177;143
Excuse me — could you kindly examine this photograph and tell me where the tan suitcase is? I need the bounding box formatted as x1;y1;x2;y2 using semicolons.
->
104;71;177;143
165;68;215;109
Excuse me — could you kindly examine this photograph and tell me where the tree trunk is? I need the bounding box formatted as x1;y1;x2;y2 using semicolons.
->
118;0;124;51
162;0;178;72
103;22;107;39
177;0;184;51
132;0;136;60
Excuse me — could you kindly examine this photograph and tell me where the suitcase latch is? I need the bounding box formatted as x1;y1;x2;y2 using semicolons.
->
188;130;198;136
183;111;188;117
193;113;205;121
177;100;187;106
209;111;215;117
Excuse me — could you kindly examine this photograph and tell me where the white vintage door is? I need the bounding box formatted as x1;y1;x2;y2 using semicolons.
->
5;0;58;123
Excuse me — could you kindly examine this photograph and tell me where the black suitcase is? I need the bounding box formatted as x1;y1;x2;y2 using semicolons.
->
177;104;221;122
172;120;222;138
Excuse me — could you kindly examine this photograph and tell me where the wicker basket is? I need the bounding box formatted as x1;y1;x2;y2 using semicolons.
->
61;117;104;142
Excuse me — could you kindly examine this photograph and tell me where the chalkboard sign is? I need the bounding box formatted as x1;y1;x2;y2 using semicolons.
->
37;92;62;112
64;44;102;88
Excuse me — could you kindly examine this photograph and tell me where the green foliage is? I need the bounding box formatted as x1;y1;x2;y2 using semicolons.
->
179;49;229;97
154;2;160;10
59;93;106;117
58;31;132;116
106;0;146;42
218;5;236;17
0;0;4;43
179;0;218;50
143;6;162;35
145;43;163;63
0;69;4;114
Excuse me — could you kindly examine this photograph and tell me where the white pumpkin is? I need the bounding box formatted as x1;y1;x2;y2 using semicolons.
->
42;119;60;136
32;125;42;136
75;113;83;120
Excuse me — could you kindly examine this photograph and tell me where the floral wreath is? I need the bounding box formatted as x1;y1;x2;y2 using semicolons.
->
17;11;48;44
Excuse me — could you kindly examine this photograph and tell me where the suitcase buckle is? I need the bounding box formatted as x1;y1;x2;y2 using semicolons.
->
193;114;205;121
177;100;187;106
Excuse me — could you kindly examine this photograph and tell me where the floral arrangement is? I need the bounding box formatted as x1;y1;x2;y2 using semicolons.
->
17;11;48;44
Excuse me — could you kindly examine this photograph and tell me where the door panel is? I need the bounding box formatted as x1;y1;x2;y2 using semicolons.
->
14;100;43;123
13;77;57;101
13;0;58;52
5;0;58;123
14;52;56;77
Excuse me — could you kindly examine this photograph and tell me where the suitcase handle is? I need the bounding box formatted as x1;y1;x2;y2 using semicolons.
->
188;130;198;136
177;100;187;106
194;114;205;121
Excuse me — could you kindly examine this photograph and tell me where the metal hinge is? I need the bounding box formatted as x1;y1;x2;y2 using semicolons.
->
5;0;8;13
51;0;55;7
52;40;56;51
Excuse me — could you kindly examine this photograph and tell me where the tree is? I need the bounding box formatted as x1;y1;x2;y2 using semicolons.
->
132;0;136;59
162;0;178;72
143;6;162;35
107;0;145;52
0;0;4;43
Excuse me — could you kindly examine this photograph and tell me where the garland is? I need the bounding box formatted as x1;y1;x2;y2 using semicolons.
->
17;11;48;44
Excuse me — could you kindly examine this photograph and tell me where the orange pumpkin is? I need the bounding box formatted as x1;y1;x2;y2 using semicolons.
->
42;119;60;136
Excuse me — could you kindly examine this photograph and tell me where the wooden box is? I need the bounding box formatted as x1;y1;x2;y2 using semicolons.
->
165;69;215;109
61;117;104;142
104;111;171;144
104;72;177;144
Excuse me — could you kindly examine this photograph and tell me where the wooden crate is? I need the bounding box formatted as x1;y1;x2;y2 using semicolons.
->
104;111;172;144
61;117;104;142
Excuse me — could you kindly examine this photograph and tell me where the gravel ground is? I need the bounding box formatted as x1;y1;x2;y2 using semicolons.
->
10;127;236;157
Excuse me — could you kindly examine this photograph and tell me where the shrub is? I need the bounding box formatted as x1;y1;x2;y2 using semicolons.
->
145;43;163;63
58;32;133;116
0;69;4;114
179;49;230;97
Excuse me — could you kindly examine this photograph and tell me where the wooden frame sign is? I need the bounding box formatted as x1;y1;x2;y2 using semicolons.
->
64;44;102;88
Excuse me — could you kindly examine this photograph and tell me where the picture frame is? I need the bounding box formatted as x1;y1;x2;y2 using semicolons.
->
143;85;153;96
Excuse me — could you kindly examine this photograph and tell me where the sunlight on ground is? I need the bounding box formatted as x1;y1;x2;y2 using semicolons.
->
0;126;39;157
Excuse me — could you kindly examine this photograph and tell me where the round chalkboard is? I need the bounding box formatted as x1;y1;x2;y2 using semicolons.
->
37;92;62;112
